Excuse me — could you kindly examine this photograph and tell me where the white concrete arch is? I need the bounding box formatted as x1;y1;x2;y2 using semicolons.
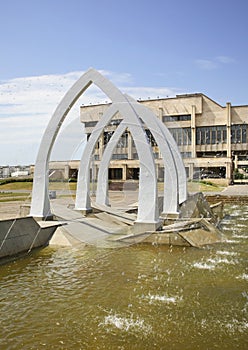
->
96;122;128;207
75;99;159;223
96;97;187;215
30;68;186;226
30;67;158;223
30;68;127;218
131;100;187;205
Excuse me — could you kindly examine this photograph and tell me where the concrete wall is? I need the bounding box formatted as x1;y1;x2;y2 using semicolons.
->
0;217;57;259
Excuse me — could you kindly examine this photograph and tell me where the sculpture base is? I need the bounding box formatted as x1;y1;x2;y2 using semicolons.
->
32;215;54;221
133;220;163;234
78;208;92;216
160;212;179;220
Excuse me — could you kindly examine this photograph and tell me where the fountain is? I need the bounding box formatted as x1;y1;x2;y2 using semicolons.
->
0;69;224;260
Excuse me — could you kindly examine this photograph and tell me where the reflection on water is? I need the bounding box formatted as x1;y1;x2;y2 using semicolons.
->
0;204;247;349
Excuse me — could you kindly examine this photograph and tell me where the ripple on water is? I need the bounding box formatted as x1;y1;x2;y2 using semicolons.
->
192;261;216;270
0;204;247;350
99;310;152;335
141;293;183;304
236;273;248;281
192;254;237;270
216;250;238;256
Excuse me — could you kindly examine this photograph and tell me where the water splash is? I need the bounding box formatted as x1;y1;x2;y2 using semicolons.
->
142;293;183;304
99;311;152;334
192;262;216;270
216;250;237;256
236;273;248;281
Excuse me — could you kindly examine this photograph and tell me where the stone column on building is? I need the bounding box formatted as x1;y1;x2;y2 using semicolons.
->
191;105;196;159
188;162;195;180
64;164;70;180
158;107;163;121
225;161;232;182
234;154;238;169
122;164;127;181
226;102;231;158
226;102;232;180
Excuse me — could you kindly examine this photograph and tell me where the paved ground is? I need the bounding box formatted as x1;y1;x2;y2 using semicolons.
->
0;185;248;221
221;185;248;196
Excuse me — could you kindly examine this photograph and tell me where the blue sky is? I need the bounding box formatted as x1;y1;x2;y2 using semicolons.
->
0;0;248;165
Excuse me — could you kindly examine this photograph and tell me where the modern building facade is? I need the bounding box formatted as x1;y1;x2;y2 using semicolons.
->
80;93;248;184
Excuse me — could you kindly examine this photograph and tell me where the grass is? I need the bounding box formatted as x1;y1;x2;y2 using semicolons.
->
0;191;31;203
0;179;225;201
0;181;77;191
187;180;225;193
0;192;29;197
0;197;30;203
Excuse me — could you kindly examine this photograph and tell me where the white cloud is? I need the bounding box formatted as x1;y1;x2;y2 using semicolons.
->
195;59;218;70
195;56;235;70
216;56;235;64
0;70;179;165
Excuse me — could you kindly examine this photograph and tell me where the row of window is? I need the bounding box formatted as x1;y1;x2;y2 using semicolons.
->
168;128;192;146
196;126;227;145
88;124;247;154
231;124;247;144
163;114;191;122
196;125;247;145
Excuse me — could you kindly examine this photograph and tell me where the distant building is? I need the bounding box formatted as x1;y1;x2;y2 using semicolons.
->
33;93;247;184
79;93;248;184
0;166;30;179
11;170;29;177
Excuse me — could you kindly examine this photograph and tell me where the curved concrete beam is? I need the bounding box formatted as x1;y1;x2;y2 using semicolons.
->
131;100;187;205
30;68;133;218
96;97;187;214
75;99;159;223
96;122;127;207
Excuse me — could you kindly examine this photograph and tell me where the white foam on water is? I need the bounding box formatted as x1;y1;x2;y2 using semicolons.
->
216;250;237;256
239;216;248;221
143;293;182;304
236;223;247;228
192;262;216;270
193;250;238;270
225;319;248;334
233;234;248;239
242;291;248;300
100;312;152;334
207;257;236;265
225;239;240;243
236;273;248;281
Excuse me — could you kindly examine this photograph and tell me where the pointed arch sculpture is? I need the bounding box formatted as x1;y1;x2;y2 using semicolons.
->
30;68;187;226
96;96;187;216
75;100;159;223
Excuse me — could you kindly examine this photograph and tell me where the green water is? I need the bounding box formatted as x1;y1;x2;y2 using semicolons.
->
0;204;247;350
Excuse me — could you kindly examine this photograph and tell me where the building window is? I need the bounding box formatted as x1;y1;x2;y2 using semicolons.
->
231;124;247;143
112;153;128;160
181;152;192;158
116;131;128;148
163;114;191;122
103;131;114;145
168;128;191;145
127;168;139;180
196;126;227;145
145;130;157;146
84;121;98;128
108;168;122;180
